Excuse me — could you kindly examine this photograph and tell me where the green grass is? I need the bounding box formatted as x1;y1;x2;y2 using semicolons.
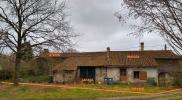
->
169;94;182;100
0;83;180;100
0;85;132;100
69;83;167;93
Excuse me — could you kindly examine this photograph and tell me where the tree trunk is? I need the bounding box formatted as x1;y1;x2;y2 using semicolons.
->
13;50;21;86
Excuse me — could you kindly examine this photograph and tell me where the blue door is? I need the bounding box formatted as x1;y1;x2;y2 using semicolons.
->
80;67;95;79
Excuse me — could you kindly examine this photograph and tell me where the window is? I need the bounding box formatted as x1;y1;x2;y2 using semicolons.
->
134;71;139;79
120;69;126;76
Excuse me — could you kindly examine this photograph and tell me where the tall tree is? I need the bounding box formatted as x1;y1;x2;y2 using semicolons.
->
0;0;75;85
21;42;33;61
118;0;182;54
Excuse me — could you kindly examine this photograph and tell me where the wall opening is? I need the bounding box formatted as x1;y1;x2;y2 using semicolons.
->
134;71;140;79
120;68;127;81
80;67;95;79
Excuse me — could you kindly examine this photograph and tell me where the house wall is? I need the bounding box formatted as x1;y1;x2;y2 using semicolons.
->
64;71;76;83
127;67;158;83
95;67;106;82
107;68;120;81
95;67;120;82
53;70;77;83
157;59;182;73
53;72;63;83
54;67;158;84
96;67;158;83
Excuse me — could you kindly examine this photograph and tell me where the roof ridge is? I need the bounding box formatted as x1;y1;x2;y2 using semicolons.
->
50;50;172;54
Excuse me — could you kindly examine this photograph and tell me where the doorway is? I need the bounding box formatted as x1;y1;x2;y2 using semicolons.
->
120;68;127;81
80;67;95;79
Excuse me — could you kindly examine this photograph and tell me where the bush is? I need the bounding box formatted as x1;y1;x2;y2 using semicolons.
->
0;70;12;80
20;75;48;83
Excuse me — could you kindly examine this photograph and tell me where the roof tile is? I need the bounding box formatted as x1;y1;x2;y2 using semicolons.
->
54;50;179;70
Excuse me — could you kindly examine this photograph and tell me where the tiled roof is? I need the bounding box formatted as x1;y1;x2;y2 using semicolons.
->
56;55;107;70
54;50;180;70
109;51;158;67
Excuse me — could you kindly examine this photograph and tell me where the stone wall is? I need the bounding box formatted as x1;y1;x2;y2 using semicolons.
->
53;71;63;83
107;68;120;81
95;67;120;82
127;67;158;83
95;67;158;83
54;67;158;84
53;70;76;83
63;71;76;83
95;67;106;82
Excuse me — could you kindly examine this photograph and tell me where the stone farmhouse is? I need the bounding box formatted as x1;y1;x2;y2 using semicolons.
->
41;43;182;85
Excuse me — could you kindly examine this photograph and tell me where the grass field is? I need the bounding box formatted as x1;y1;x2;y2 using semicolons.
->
0;85;132;100
0;83;180;100
68;83;174;93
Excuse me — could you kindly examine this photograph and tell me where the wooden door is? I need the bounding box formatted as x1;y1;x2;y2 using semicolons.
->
120;68;127;81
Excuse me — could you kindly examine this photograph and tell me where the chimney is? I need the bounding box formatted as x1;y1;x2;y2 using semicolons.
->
44;49;49;53
140;42;144;51
42;49;49;57
164;44;167;50
106;47;110;65
107;47;110;52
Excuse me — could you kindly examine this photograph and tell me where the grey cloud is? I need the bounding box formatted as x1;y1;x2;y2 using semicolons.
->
68;0;166;52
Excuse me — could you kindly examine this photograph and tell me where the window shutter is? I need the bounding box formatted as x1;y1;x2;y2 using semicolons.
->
139;71;147;80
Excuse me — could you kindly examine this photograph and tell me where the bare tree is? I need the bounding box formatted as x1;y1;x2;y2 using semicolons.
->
118;0;182;54
0;0;75;85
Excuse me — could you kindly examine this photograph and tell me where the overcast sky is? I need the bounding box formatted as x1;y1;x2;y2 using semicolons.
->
68;0;166;52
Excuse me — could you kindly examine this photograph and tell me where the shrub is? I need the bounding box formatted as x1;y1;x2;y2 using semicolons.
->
20;75;48;83
0;70;12;80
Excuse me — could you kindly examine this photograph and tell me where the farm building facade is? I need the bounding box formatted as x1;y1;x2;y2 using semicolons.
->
40;43;182;85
